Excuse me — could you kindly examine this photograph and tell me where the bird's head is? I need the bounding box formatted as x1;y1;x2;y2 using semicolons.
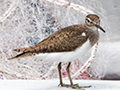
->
85;14;105;33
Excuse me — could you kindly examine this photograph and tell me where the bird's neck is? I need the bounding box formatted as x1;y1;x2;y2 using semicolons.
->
84;24;99;46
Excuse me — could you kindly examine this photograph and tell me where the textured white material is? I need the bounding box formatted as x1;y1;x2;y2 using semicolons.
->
0;0;19;22
46;0;94;14
0;0;110;80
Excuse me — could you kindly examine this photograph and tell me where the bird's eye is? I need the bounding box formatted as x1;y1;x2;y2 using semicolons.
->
87;19;90;22
86;18;91;23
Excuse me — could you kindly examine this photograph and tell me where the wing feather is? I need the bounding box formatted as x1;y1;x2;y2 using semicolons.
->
9;24;89;59
23;24;89;53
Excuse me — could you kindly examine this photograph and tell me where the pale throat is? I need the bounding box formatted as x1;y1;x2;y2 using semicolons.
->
90;26;98;34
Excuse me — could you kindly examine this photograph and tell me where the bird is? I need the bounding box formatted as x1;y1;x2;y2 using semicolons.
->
8;14;105;89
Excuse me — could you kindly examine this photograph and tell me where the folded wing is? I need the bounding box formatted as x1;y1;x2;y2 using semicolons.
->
8;25;89;60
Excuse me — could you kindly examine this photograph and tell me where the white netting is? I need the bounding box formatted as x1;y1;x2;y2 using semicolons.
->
0;0;110;80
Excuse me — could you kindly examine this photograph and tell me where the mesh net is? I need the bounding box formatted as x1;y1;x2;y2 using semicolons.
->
0;0;110;80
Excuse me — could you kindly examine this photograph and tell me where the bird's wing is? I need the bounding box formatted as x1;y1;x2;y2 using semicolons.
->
14;25;89;53
9;25;89;59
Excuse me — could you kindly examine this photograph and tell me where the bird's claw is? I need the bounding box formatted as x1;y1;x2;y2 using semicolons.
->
71;84;91;89
58;83;91;89
58;83;71;87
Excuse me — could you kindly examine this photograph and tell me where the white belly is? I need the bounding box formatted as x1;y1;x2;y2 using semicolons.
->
34;39;91;63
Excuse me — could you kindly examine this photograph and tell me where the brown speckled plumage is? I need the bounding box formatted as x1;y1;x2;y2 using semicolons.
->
9;14;105;59
15;25;90;53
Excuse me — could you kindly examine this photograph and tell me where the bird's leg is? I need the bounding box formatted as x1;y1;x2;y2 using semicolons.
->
66;62;77;88
58;62;91;89
66;62;91;89
58;62;71;87
66;62;73;86
58;62;63;86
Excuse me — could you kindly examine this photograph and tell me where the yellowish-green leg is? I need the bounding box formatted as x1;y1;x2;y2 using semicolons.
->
58;62;71;87
58;62;91;89
66;62;91;89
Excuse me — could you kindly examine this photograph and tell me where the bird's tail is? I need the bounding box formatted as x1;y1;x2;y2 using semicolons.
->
13;48;26;52
8;52;35;60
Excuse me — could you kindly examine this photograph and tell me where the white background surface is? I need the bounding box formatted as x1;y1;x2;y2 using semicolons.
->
98;0;120;79
1;80;120;90
99;0;120;40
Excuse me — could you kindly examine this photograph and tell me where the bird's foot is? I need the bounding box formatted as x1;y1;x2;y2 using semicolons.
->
58;83;91;89
71;84;91;89
58;83;71;88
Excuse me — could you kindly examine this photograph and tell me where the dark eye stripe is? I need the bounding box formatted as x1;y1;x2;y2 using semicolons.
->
86;18;93;24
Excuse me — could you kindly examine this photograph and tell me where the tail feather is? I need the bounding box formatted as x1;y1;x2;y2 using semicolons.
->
8;52;35;60
13;48;26;52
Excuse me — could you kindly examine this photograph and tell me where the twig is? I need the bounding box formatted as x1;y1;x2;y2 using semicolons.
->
46;0;94;14
0;0;19;22
0;63;40;80
42;62;58;79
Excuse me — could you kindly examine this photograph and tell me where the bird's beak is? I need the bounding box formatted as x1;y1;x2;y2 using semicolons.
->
95;24;105;33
